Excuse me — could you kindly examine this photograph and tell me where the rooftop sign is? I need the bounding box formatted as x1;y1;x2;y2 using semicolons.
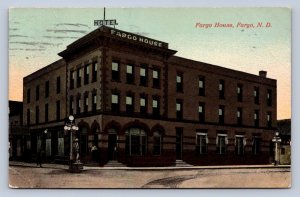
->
94;19;118;26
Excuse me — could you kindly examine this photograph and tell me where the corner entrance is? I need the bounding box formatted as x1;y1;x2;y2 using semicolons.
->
108;129;117;160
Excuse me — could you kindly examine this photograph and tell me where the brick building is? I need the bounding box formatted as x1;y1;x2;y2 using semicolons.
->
22;26;277;166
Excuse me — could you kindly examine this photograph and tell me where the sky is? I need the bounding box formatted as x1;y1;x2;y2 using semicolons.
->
8;8;291;119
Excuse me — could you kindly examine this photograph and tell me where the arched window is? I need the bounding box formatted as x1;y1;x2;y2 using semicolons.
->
125;128;147;156
153;131;162;155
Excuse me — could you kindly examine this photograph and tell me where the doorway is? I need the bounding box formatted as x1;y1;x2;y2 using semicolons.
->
176;129;182;160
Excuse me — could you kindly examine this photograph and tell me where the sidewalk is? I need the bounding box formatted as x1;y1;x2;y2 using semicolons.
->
9;161;291;171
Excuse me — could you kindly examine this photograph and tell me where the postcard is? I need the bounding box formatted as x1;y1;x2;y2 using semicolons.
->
8;8;291;188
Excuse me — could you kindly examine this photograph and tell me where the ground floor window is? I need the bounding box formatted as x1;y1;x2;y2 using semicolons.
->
125;128;147;156
196;133;208;154
252;137;261;155
216;134;227;154
153;131;162;155
235;135;245;155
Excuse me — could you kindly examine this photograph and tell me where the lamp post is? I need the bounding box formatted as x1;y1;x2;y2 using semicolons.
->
272;131;282;166
64;115;82;173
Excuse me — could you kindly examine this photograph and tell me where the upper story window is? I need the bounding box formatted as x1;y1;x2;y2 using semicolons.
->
84;65;90;85
237;107;242;126
126;64;134;84
198;103;205;123
56;100;60;120
254;110;259;127
140;95;147;114
77;68;82;88
254;87;260;104
70;71;75;89
267;112;272;127
152;97;160;116
70;96;74;115
84;94;89;113
111;93;120;112
27;89;31;103
198;77;205;96
45;81;49;98
219;105;225;124
140;67;147;86
35;106;39;124
112;61;120;81
36;85;39;101
176;99;183;120
27;109;30;125
219;80;225;99
45;103;48;123
196;132;208;154
56;76;61;94
152;69;160;88
126;94;134;113
237;84;243;102
176;73;183;92
267;89;272;106
92;93;97;111
76;97;81;114
92;62;98;82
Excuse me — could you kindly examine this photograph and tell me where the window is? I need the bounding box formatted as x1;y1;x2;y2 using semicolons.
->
254;87;259;104
112;61;120;81
267;112;272;127
198;103;205;123
237;84;243;102
76;97;81;114
92;93;97;111
84;65;89;85
126;64;134;84
125;128;147;156
111;93;120;112
237;108;242;125
254;110;259;127
35;106;39;124
56;100;60;120
176;73;183;92
77;68;82;87
176;100;183;120
267;89;272;106
140;95;147;114
84;94;89;113
199;77;205;96
152;69;160;88
219;80;225;99
70;96;74;115
235;136;245;155
219;105;225;124
252;137;261;155
45;103;48;122
196;132;208;154
70;71;75;89
152;97;160;116
153;131;162;155
36;85;39;101
45;81;49;98
216;134;227;154
27;109;30;125
27;89;31;103
140;67;147;86
56;76;61;94
92;62;97;82
126;95;134;113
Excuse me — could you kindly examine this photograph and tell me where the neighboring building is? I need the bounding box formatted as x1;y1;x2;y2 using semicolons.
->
22;26;277;166
9;100;24;160
277;119;291;165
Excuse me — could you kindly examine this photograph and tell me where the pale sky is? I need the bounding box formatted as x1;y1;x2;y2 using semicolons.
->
9;8;291;119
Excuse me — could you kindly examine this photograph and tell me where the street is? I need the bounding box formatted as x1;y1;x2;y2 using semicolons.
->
9;163;291;188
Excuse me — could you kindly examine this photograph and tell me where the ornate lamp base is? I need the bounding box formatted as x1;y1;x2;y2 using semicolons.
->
69;162;83;173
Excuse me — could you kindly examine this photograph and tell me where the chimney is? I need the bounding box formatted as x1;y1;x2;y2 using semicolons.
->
259;70;267;78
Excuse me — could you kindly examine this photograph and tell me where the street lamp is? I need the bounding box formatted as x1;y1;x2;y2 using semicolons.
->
64;115;82;173
272;131;282;166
